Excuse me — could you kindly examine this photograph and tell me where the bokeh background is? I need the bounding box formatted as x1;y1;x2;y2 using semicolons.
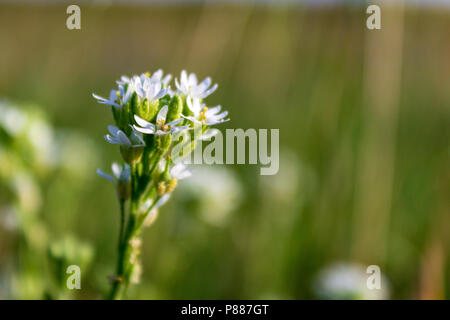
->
0;0;449;299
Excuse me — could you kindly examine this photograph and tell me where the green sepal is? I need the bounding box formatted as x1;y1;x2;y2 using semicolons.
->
166;95;183;123
156;134;172;154
159;94;172;109
182;96;194;117
120;145;144;164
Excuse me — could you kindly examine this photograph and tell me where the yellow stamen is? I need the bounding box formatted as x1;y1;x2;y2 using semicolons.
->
145;72;150;77
157;182;167;195
116;90;121;103
199;107;208;122
167;179;178;193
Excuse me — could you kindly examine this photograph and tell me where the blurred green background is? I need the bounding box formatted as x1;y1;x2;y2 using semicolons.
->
0;1;449;299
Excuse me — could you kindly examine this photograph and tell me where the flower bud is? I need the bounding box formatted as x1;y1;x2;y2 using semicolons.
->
182;96;194;117
166;95;183;123
156;134;172;154
120;145;144;164
117;179;131;201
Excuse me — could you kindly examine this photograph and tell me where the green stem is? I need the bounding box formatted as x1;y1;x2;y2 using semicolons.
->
107;169;161;300
118;200;126;248
108;201;137;300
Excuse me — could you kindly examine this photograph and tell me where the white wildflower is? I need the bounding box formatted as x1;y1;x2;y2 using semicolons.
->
97;162;130;183
104;125;145;147
133;106;189;136
175;70;218;99
182;97;229;126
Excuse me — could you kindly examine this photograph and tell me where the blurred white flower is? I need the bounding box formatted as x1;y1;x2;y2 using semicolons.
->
12;172;42;213
259;150;317;207
54;131;99;179
178;166;242;226
0;206;18;231
26;116;56;167
315;262;390;300
170;163;192;180
0;100;26;136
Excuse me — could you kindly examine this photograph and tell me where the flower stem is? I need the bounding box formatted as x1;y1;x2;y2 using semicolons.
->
108;173;160;299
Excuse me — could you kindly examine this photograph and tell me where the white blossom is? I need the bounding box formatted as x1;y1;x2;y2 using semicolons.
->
175;70;218;99
93;83;133;109
182;97;229;126
97;162;130;183
133;106;190;136
104;125;145;147
134;75;169;103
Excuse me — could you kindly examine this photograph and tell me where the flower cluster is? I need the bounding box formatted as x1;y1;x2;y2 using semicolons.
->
93;69;229;299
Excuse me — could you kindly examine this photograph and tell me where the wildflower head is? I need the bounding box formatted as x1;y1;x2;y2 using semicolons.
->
182;97;229;126
175;70;218;99
104;125;145;164
93;69;230;298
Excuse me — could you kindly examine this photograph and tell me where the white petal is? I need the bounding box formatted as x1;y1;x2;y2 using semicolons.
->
167;118;183;126
175;78;182;91
200;83;218;98
206;118;230;126
152;69;163;81
133;125;155;135
188;72;198;86
121;164;131;181
170;163;184;176
213;110;228;120
134;115;154;130
154;88;168;100
180;114;201;124
117;131;131;146
155;129;170;135
205;105;222;116
155;194;170;209
130;129;146;145
187;97;201;115
180;70;188;86
92;93;107;102
108;125;120;137
97;169;114;182
200;128;220;140
170;125;190;133
157;105;168;123
111;162;122;179
198;77;211;92
104;134;119;144
162;74;172;86
176;169;192;180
